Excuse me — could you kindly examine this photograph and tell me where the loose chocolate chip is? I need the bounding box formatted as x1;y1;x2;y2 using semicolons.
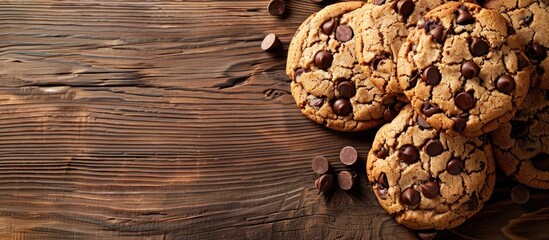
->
322;18;337;35
337;81;356;98
422;100;441;117
377;184;388;199
261;33;281;51
307;95;324;109
470;38;489;56
456;8;474;24
517;54;530;70
531;153;549;171
340;146;358;166
378;173;389;188
376;147;389;159
526;43;547;60
401;188;421;206
335;25;353;42
461;60;479;79
332;98;352;116
523;15;533;26
467;193;479;210
294;68;305;81
418;230;437;240
452;116;467;132
338;171;356;190
455;91;475;111
429;24;445;43
315;50;333;70
374;0;385;5
420;181;439;199
424;139;443;156
399;145;419;164
315;174;333;193
496;75;515;94
417;116;432;129
312;156;330;175
267;0;285;16
511;185;530;204
447;158;464;175
396;0;414;18
422;66;441;85
510;121;529;139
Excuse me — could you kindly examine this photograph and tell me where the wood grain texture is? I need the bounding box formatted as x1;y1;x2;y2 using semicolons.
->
0;0;547;239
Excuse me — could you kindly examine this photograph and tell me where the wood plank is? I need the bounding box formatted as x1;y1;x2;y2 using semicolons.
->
0;1;547;239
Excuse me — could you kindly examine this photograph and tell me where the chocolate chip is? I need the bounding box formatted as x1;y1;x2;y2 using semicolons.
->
455;91;475;111
467;193;479;210
422;100;441;117
470;38;489;56
408;71;419;89
267;0;285;16
340;146;358;166
523;15;533;26
422;66;441;85
312;156;330;175
374;0;385;5
417;230;437;240
401;188;420;206
378;173;389;189
517;54;530;70
420;181;439;199
510;120;529;138
315;174;333;193
332;98;352;116
376;147;389;159
337;81;356;98
322;18;337;35
461;60;479;79
399;145;419;164
377;184;388;199
531;153;549;171
456;8;474;24
261;33;281;51
424;139;443;156
511;185;530;204
314;50;333;70
335;25;353;42
337;171;356;190
396;0;414;18
417;116;432;129
429;24;445;43
372;54;388;70
383;102;404;122
447;158;464;175
496;75;515;94
307;95;324;109
452;116;467;132
526;43;547;60
294;68;305;81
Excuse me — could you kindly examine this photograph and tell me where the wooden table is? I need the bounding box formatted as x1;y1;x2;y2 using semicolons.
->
0;1;547;239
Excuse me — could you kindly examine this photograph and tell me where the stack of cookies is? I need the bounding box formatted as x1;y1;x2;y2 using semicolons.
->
286;0;548;230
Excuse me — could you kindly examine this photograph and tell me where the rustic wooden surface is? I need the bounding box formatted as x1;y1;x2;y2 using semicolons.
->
0;0;547;239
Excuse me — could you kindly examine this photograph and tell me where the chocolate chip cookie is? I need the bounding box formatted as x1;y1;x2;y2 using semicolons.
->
287;2;401;131
367;105;496;229
397;2;532;137
490;89;549;189
484;0;549;89
356;0;476;94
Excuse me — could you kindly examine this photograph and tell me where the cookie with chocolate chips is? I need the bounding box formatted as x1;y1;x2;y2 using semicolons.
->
397;2;532;137
490;89;549;189
484;0;549;89
356;0;474;94
287;2;401;132
367;105;496;230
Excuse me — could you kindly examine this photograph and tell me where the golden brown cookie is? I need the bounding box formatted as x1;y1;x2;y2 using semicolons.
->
397;2;532;137
287;2;402;132
367;105;496;229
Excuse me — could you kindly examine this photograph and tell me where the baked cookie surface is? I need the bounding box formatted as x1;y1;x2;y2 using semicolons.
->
397;2;531;137
490;89;549;189
367;105;496;229
484;0;549;89
287;2;401;132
